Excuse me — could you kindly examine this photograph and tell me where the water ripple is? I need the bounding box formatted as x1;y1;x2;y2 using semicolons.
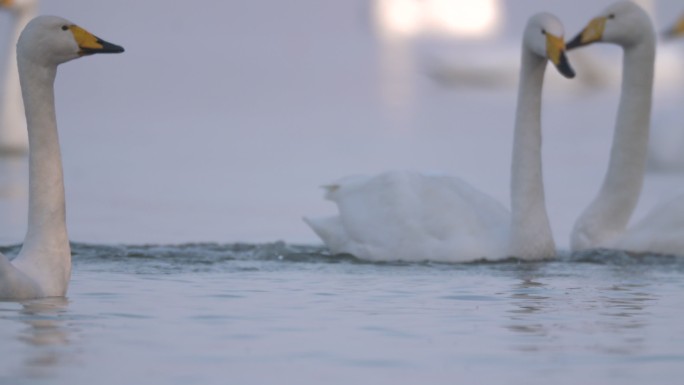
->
1;242;682;275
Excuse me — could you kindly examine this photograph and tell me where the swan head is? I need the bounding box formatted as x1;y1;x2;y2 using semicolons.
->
0;0;38;12
567;1;654;49
524;13;575;78
17;15;124;66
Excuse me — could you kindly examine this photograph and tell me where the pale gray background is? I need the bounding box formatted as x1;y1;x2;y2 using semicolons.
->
0;0;682;246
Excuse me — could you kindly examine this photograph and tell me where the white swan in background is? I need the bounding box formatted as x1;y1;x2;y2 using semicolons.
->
568;1;684;256
304;13;575;262
0;16;123;300
648;12;684;172
0;0;37;155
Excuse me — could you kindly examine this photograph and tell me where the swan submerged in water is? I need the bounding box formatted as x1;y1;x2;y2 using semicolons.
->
0;16;123;300
568;1;684;256
0;0;38;155
305;13;575;262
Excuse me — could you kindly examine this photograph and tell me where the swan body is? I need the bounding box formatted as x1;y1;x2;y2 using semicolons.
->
568;1;684;256
616;194;684;255
305;13;575;262
0;0;37;155
305;172;511;262
0;16;123;300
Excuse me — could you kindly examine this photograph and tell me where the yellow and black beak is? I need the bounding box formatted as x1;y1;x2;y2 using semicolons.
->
69;25;124;56
663;14;684;39
567;16;607;49
546;33;575;78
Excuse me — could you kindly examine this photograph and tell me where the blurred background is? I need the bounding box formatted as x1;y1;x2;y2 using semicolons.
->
0;0;682;247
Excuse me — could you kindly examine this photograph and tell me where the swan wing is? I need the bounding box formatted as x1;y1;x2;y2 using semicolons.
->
303;215;351;255
0;253;43;300
307;171;510;262
616;195;684;256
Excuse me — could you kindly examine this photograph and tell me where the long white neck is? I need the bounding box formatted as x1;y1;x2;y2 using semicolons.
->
14;54;71;294
0;6;36;152
571;37;655;250
507;45;555;259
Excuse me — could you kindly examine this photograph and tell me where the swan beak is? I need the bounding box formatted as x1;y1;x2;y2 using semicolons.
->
69;25;125;56
663;16;684;39
567;16;607;49
0;0;13;8
546;33;575;79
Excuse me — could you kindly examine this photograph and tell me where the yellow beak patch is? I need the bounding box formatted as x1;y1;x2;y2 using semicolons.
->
69;25;103;55
546;33;566;66
579;16;607;45
0;0;14;7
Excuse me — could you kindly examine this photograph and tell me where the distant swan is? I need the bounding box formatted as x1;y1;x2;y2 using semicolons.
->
0;0;38;155
304;13;575;262
568;1;684;256
0;16;123;300
648;12;684;172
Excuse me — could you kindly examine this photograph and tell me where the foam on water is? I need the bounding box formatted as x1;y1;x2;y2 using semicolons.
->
4;242;684;272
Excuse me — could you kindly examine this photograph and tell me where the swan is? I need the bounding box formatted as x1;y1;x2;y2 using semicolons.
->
0;0;38;155
568;1;684;256
648;12;684;172
0;16;123;300
304;13;575;262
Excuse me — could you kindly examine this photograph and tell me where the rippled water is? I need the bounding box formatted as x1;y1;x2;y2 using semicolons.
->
1;244;683;385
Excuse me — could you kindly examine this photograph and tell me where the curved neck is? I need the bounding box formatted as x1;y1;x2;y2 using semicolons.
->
17;56;69;256
0;7;35;150
572;38;655;249
507;46;555;258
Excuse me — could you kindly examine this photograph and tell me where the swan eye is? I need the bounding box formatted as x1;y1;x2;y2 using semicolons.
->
61;25;69;31
541;29;546;35
608;14;616;19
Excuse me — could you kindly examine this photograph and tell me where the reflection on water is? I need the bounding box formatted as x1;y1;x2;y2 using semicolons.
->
20;297;70;345
507;277;550;350
593;284;654;355
4;297;74;380
506;267;657;356
1;248;683;384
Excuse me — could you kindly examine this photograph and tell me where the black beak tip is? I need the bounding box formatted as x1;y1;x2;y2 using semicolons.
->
558;65;576;79
99;39;125;54
81;39;125;55
566;34;584;50
555;53;576;79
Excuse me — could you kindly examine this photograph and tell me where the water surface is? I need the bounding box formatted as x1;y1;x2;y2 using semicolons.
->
1;244;682;384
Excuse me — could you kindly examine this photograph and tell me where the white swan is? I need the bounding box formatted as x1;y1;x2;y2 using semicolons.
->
0;0;38;155
568;1;684;256
0;16;123;300
304;13;575;262
648;12;684;172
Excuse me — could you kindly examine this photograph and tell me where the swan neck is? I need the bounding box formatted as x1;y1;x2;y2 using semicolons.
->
18;57;69;256
0;6;34;149
572;39;655;249
508;47;555;258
